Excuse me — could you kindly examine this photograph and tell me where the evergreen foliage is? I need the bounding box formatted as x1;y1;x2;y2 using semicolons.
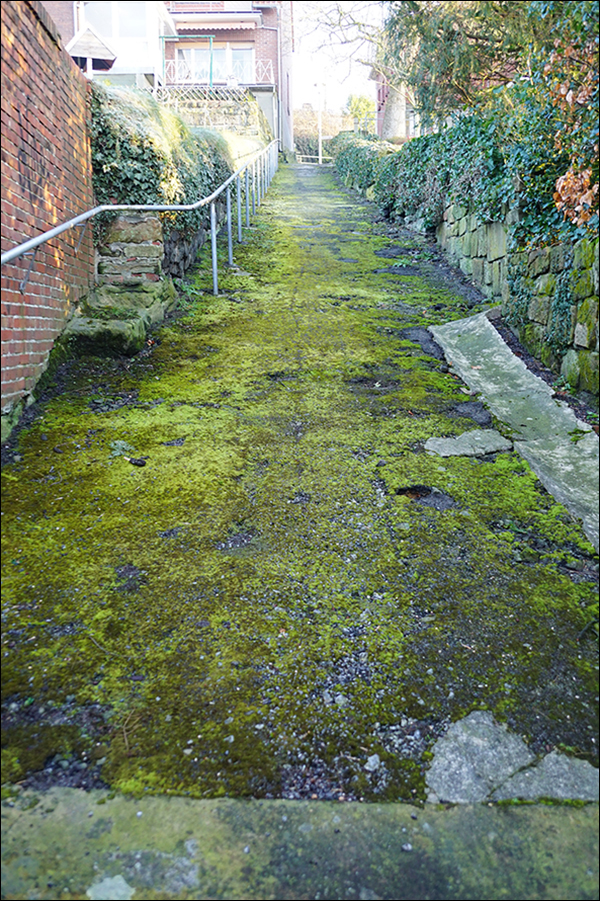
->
90;83;234;239
329;1;598;247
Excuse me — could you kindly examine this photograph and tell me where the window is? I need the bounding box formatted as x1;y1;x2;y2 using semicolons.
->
83;1;147;39
231;48;253;83
84;1;113;36
119;1;147;38
176;45;254;84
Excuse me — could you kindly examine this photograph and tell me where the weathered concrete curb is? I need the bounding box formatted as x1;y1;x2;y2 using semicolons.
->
1;789;598;900
430;312;599;549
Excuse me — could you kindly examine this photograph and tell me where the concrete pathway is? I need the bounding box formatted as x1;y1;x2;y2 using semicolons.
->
2;164;598;900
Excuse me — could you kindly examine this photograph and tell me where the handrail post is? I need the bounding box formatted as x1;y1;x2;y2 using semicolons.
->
2;140;280;276
258;154;265;203
236;175;242;243
245;167;250;226
226;186;233;267
210;201;218;295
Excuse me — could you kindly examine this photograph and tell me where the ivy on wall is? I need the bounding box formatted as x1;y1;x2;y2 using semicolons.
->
90;83;234;240
328;132;394;193
330;107;596;249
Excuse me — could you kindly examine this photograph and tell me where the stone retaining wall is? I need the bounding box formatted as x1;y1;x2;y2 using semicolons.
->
62;207;225;356
435;204;599;395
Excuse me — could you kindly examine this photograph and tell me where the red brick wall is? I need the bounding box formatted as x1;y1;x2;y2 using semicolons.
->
1;0;94;415
39;1;76;42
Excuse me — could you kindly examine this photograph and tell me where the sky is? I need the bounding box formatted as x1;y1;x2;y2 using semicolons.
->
291;1;380;112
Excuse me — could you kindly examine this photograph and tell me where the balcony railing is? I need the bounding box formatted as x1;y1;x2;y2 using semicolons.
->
164;57;274;86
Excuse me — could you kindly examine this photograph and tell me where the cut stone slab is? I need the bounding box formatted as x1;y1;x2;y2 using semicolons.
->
515;431;599;549
2;787;598;901
86;875;135;900
430;312;599;548
62;316;147;356
492;750;600;802
426;712;599;805
425;429;512;457
426;711;534;803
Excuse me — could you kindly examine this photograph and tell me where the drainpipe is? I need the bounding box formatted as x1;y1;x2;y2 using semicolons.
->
261;5;283;150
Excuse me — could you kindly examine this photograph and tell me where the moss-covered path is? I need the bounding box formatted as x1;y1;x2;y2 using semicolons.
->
2;164;598;804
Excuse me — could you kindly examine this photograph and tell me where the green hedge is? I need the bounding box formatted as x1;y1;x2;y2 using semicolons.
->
330;111;595;248
328;132;395;192
90;83;234;239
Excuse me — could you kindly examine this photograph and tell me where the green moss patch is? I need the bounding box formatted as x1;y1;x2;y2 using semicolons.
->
2;165;597;803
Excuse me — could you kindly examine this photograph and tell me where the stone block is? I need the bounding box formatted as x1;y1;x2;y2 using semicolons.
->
486;222;507;262
477;226;487;257
448;237;460;260
86;280;176;315
445;205;455;225
459;255;473;276
574;323;591;348
560;348;580;388
576;297;599;350
528;296;551;325
573;237;595;270
521;322;546;360
436;222;447;250
510;250;527;270
535;273;557;296
471;258;485;286
579;351;599;394
492;260;503;297
549;244;568;273
104;215;162;245
62;315;147;356
505;208;519;227
570;268;594;300
452;203;467;220
120;243;163;259
458;217;467;236
97;263;162;282
467;213;479;232
484;260;493;285
527;247;550;277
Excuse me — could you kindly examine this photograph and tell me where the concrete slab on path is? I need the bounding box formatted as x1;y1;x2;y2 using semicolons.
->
1;788;598;901
430;312;599;549
426;712;599;804
424;429;513;457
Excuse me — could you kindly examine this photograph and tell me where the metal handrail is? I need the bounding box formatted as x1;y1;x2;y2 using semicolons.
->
1;139;279;295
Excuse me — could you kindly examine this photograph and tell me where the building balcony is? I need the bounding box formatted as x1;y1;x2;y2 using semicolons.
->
164;57;274;86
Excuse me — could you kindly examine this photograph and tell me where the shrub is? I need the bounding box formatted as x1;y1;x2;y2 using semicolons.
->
328;132;395;192
90;83;234;240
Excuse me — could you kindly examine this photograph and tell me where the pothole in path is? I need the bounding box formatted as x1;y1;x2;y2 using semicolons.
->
114;564;146;593
396;485;458;511
216;525;264;556
393;327;446;361
374;265;421;276
375;244;414;260
452;401;492;427
347;376;402;394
